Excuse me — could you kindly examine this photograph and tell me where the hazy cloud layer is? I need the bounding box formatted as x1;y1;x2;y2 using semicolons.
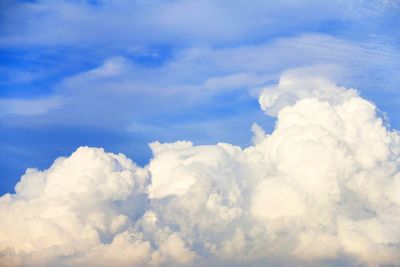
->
2;0;397;47
1;73;400;266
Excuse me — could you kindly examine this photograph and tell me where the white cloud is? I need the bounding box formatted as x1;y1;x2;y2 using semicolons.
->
258;66;359;116
1;72;400;266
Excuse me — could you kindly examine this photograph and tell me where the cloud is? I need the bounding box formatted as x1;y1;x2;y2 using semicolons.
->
0;96;63;116
1;72;400;266
3;33;398;135
258;66;358;116
1;0;398;47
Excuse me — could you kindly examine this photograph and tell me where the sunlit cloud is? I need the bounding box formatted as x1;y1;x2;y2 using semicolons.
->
1;73;400;266
1;1;399;265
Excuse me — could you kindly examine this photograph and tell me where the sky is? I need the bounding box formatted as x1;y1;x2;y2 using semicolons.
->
1;0;399;194
1;0;400;266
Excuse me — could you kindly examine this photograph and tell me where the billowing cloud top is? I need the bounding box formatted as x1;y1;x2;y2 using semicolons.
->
1;73;400;267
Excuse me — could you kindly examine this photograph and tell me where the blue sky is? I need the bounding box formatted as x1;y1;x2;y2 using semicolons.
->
1;0;400;194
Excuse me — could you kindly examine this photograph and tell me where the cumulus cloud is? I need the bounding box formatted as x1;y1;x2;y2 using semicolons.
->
258;66;358;116
1;73;400;266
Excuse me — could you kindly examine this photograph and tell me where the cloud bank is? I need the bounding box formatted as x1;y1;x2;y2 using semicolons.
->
1;72;400;267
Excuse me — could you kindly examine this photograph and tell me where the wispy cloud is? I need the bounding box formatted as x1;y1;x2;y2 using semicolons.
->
0;96;63;116
2;34;397;131
1;0;398;47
